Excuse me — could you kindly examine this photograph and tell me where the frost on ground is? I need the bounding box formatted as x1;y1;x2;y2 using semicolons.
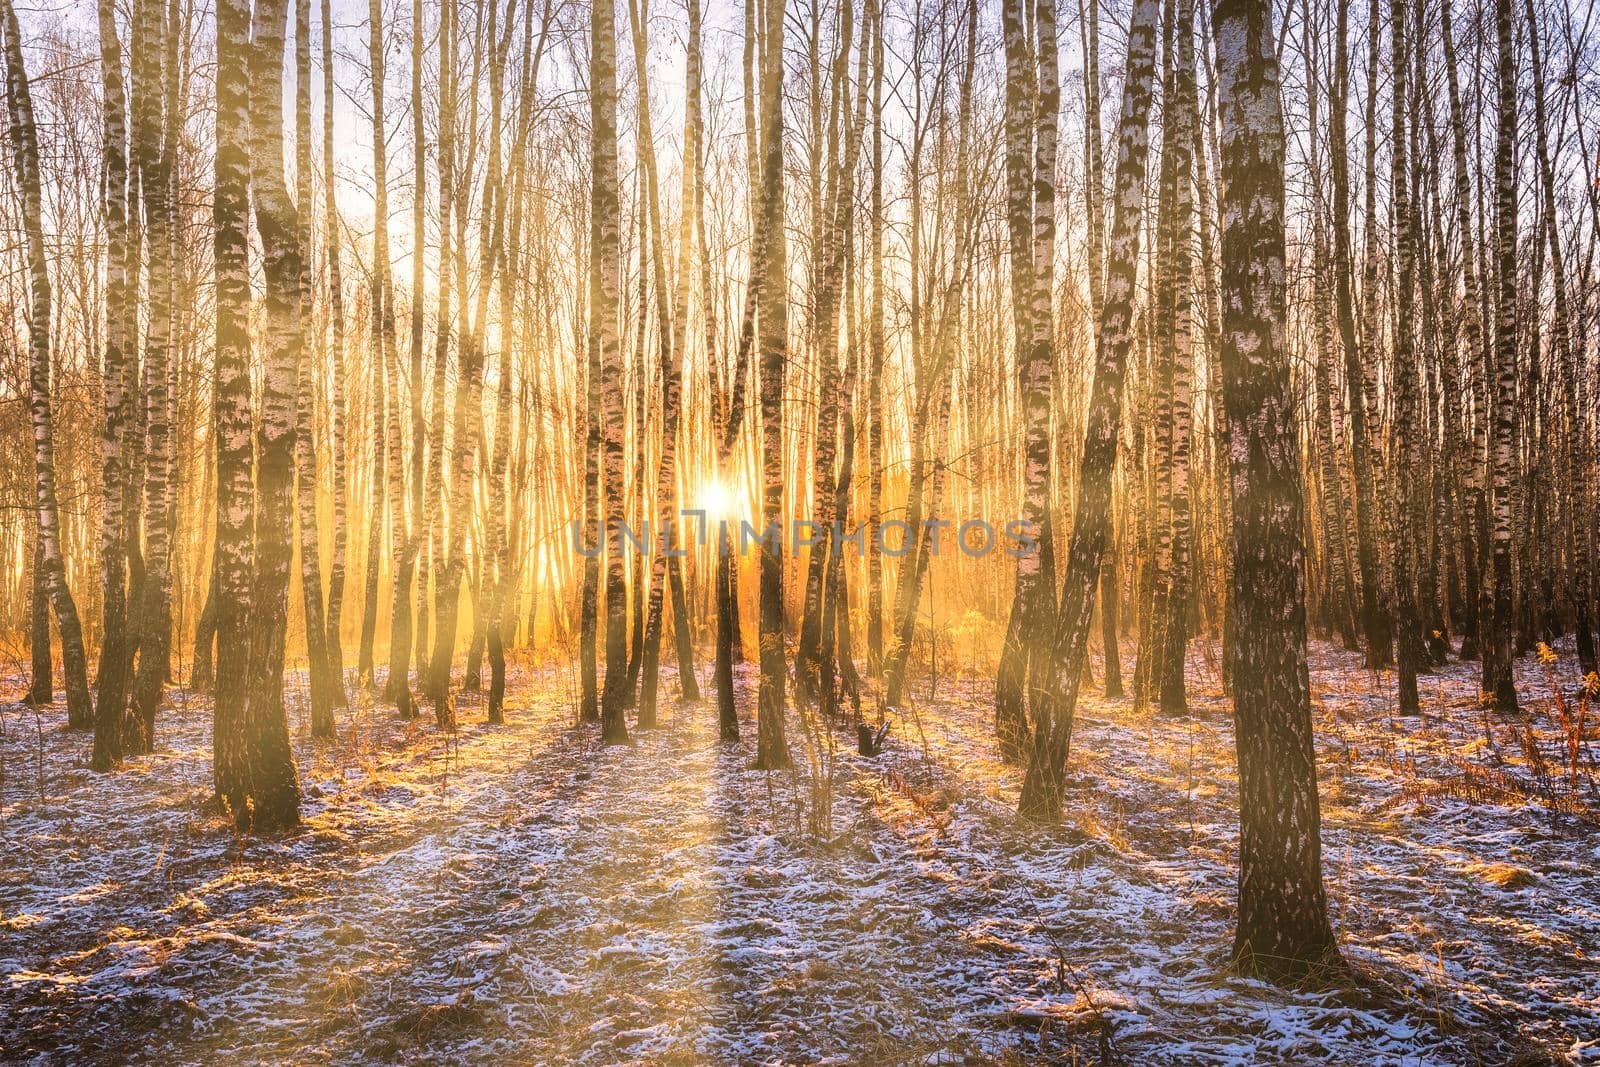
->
1;639;1597;1065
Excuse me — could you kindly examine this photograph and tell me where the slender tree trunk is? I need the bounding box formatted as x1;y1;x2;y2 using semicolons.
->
1082;0;1122;701
1484;0;1519;712
295;0;336;738
810;0;871;719
127;0;176;752
1440;0;1487;664
356;249;387;685
487;217;519;724
1389;0;1423;716
322;0;349;689
121;119;147;726
1028;0;1059;579
159;0;180;688
212;0;255;815
353;0;403;696
375;0;417;718
1016;0;1156;819
821;234;864;722
753;0;791;768
26;533;50;707
192;562;219;690
866;0;886;674
92;0;134;768
995;0;1046;757
706;2;754;738
1193;69;1231;694
405;0;428;693
420;0;455;693
1136;0;1177;712
1305;25;1356;650
1326;0;1386;671
486;0;545;723
580;245;602;723
588;0;629;743
795;0;854;702
1212;0;1338;978
431;0;508;730
623;289;647;702
635;0;700;726
1522;0;1594;675
1156;0;1195;715
238;0;304;831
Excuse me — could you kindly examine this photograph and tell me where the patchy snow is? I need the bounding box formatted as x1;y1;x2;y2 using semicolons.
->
1;639;1596;1064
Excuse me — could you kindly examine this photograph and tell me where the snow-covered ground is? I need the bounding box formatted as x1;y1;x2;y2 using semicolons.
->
1;639;1596;1064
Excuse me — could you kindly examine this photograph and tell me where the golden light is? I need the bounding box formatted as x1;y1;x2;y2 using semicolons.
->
699;477;739;522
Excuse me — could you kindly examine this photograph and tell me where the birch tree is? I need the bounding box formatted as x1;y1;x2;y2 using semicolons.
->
1016;0;1157;819
91;0;134;770
1212;0;1339;976
0;0;92;732
1484;0;1519;712
753;0;791;768
295;0;338;736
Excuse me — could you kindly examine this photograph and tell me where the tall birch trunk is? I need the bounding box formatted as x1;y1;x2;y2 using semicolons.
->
295;0;337;737
1389;0;1423;715
1484;0;1520;712
375;0;417;717
1211;0;1338;977
92;0;134;768
1016;0;1156;820
1328;0;1386;671
129;0;175;752
634;0;702;726
753;0;791;768
1523;0;1594;674
995;0;1046;756
1;0;92;731
865;0;885;674
1156;0;1195;715
322;0;349;686
431;0;510;730
239;0;304;831
211;0;256;815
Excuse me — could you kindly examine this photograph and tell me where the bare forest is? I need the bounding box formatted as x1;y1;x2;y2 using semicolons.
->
1;0;1598;1058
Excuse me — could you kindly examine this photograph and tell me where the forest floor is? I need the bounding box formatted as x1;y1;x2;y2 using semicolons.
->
1;635;1598;1065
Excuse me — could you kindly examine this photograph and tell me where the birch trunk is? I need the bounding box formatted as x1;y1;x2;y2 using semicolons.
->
865;0;885;673
92;0;134;768
0;14;92;728
211;0;256;814
1484;0;1519;712
431;0;510;730
634;0;701;726
376;0;417;717
1016;0;1156;820
995;0;1045;756
322;0;349;687
753;0;791;768
295;0;337;737
1155;0;1195;716
1328;0;1386;671
1523;0;1594;674
1211;0;1338;977
129;0;175;752
421;0;455;692
1389;0;1423;715
240;0;304;831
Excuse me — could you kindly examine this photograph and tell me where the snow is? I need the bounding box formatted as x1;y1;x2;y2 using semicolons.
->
1;638;1597;1063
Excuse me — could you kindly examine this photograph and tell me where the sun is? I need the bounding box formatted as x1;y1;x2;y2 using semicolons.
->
699;477;739;522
